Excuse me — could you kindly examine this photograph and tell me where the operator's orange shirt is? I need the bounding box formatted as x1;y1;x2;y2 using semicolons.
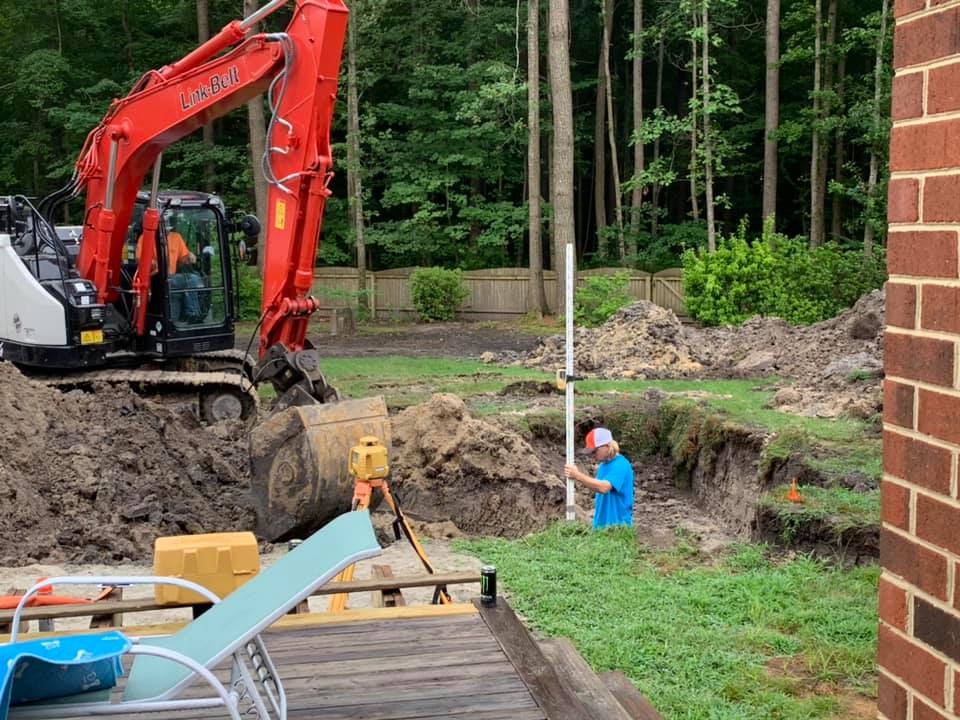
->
135;231;193;275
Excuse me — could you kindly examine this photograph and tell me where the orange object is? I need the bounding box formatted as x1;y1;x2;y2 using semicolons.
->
0;595;93;610
786;479;803;503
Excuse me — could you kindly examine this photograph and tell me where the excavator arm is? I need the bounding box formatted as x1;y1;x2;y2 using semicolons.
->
68;0;347;405
47;0;391;541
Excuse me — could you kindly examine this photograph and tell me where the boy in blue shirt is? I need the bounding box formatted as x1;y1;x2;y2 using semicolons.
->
564;427;634;529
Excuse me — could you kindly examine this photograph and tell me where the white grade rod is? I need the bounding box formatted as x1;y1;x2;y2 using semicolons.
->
565;242;575;521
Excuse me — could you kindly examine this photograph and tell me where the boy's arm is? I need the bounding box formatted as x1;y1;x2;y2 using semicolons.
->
564;464;612;493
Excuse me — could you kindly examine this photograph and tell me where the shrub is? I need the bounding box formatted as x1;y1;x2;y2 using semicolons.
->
409;267;470;322
682;220;887;326
574;272;633;326
235;262;263;321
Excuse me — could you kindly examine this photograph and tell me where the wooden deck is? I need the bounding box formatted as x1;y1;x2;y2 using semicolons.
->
104;604;545;720
16;600;661;719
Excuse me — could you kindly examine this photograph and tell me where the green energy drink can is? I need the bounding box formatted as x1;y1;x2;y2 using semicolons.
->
480;565;497;606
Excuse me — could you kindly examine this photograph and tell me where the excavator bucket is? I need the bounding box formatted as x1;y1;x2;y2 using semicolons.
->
248;396;391;541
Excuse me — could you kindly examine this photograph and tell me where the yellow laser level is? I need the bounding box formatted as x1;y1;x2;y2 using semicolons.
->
349;436;389;481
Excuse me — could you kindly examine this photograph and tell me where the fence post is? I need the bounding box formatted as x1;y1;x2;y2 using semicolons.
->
369;273;377;319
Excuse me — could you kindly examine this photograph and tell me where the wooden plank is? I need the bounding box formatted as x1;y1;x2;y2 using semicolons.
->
0;572;479;624
540;638;632;720
0;603;479;642
601;671;664;720
475;599;593;720
371;564;406;608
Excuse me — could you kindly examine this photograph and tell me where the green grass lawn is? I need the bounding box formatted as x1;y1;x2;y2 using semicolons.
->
460;524;878;720
316;357;880;484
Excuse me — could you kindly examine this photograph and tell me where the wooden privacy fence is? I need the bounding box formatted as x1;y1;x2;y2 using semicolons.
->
311;266;686;320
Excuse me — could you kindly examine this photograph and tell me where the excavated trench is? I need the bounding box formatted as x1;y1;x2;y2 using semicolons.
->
517;394;880;563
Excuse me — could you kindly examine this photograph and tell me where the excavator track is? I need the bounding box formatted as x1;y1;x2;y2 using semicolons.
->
36;350;260;423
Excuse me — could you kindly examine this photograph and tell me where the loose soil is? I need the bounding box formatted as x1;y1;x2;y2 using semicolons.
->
515;290;885;419
0;362;253;565
389;393;578;536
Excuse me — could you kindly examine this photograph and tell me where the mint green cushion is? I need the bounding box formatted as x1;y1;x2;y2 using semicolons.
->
124;511;380;702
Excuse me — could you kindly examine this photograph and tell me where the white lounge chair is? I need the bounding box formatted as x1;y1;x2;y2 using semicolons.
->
0;510;381;719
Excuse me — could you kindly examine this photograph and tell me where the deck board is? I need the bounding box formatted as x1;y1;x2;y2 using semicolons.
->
99;610;547;720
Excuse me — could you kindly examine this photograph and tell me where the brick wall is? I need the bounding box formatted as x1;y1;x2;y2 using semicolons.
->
882;2;960;717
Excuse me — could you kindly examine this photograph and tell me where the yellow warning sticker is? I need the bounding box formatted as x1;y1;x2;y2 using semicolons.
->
274;200;286;230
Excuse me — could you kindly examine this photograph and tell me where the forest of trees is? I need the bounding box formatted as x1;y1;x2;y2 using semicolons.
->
0;0;892;313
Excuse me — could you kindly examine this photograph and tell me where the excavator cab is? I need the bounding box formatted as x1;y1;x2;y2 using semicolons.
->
122;191;235;358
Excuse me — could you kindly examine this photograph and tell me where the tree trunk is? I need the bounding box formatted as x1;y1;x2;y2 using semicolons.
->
527;0;548;316
863;0;890;258
197;0;216;193
548;0;575;312
346;5;368;313
53;0;63;54
815;0;837;240
630;0;644;247
809;0;825;247
593;44;607;245
762;0;780;227
689;8;701;222
831;56;845;241
244;0;269;276
651;33;665;235
121;0;135;72
602;0;625;259
701;0;716;253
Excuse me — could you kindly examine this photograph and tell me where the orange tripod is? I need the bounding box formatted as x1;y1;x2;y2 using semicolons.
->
328;437;451;611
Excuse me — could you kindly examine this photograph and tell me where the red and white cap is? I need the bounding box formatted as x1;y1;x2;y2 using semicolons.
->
584;427;613;449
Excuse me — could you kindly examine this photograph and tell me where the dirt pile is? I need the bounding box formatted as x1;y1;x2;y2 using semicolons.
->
389;393;568;536
515;290;884;419
521;301;703;378
0;363;253;565
689;289;885;417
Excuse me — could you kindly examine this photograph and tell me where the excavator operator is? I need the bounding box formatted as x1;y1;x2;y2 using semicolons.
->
135;216;204;323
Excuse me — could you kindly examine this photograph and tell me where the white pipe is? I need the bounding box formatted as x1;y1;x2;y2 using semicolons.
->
565;242;575;521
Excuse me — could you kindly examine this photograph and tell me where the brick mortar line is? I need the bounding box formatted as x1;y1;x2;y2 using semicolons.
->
883;520;960;568
924;66;930;119
894;109;960;127
877;644;958;720
949;671;957;720
906;480;960;516
888;223;960;231
921;175;928;225
886;472;960;507
914;376;921;430
955;341;960;390
883;421;960;452
951;559;957;614
886;372;960;398
883;560;960;652
894;0;960;25
891;169;960;180
953;449;959;500
889;276;960;287
886;325;960;343
882;619;960;686
917;283;925;332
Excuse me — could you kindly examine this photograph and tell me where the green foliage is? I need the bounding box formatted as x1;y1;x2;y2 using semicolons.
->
409;267;470;322
683;221;887;326
315;285;373;323
573;272;632;326
235;263;262;322
631;222;708;272
458;525;879;718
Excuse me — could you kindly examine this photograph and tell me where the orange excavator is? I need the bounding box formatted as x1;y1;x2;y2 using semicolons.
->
0;0;389;541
